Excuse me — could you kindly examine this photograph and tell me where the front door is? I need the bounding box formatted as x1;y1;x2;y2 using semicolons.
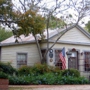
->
55;50;62;69
68;51;78;69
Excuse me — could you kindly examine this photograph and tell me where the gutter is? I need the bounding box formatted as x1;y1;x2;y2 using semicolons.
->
0;40;36;46
42;40;90;46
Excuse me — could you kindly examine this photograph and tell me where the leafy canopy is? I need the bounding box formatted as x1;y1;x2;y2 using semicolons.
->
0;27;12;42
0;0;13;22
85;21;90;33
16;10;45;36
49;15;66;29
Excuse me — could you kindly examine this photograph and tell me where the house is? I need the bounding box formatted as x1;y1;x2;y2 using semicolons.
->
0;24;90;78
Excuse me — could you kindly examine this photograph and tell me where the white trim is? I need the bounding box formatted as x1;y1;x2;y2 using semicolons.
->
48;40;90;46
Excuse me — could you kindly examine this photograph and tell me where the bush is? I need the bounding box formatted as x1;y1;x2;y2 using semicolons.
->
8;75;30;85
30;63;62;75
8;71;89;85
34;72;56;85
30;64;49;75
17;64;62;76
0;71;8;79
17;64;50;75
18;65;31;75
0;62;16;75
7;64;89;85
9;73;89;85
55;76;89;85
61;69;80;77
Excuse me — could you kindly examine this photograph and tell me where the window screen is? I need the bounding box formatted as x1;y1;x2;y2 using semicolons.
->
17;53;27;68
84;52;90;71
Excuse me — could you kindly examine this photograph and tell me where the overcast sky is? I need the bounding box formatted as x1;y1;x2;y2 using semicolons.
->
12;0;90;27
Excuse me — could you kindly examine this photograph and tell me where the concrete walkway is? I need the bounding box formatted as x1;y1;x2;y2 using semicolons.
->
9;85;90;90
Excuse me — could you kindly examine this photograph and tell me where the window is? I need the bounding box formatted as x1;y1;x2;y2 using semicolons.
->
84;52;90;71
17;53;27;68
55;50;62;69
41;49;46;63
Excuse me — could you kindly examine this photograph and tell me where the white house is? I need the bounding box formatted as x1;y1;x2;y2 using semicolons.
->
0;24;90;78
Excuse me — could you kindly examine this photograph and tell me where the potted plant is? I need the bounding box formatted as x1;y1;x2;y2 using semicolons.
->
0;71;9;90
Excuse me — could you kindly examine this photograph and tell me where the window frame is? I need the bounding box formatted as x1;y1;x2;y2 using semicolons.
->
16;53;28;68
55;49;62;69
84;51;90;71
41;49;47;63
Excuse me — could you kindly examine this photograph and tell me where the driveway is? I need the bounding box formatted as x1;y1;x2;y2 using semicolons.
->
9;85;90;90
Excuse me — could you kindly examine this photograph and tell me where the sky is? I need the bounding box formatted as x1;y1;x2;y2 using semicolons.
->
12;0;90;27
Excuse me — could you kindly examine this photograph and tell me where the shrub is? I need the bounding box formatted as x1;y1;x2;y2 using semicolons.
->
17;63;62;76
61;69;80;77
55;76;89;85
17;64;50;75
0;71;8;79
48;66;62;75
30;63;62;75
0;62;16;75
30;63;50;75
8;72;89;85
34;72;57;85
18;65;31;75
8;75;29;85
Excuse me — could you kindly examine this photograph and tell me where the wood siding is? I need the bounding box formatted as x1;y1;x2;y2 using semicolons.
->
41;42;90;70
51;27;90;43
1;44;40;68
41;42;90;78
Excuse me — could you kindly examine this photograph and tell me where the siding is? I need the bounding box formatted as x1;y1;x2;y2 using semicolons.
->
51;27;90;43
41;42;90;68
41;42;90;78
1;44;40;68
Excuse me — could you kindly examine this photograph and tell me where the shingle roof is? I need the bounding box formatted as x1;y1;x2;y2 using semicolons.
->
1;34;35;44
1;28;64;44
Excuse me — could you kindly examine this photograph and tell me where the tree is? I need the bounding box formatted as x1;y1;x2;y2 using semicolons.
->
9;0;90;62
0;0;90;63
49;15;66;29
0;0;13;25
85;21;90;33
13;9;45;61
0;27;12;42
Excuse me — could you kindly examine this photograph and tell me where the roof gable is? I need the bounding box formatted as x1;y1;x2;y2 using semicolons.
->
60;27;90;42
50;24;90;43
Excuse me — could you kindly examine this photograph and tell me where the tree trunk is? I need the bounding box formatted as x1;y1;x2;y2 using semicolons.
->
34;35;42;62
43;13;50;61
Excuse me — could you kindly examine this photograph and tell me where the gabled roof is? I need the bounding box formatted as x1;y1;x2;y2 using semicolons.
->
49;24;90;39
0;28;64;45
1;34;35;43
0;24;90;46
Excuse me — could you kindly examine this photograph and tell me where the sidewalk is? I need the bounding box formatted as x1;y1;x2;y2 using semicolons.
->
9;85;90;90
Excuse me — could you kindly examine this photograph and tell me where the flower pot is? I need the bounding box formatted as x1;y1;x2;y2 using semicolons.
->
0;79;9;90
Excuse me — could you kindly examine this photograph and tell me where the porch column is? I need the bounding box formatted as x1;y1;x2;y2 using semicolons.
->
79;52;85;77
